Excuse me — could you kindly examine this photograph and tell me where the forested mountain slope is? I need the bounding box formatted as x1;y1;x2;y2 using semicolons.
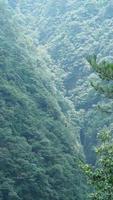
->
0;1;88;200
1;0;113;199
13;0;113;164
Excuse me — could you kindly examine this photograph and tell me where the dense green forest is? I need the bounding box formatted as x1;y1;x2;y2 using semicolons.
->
82;56;113;200
1;0;113;199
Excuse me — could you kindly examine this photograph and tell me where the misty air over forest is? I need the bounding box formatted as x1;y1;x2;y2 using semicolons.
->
1;0;113;199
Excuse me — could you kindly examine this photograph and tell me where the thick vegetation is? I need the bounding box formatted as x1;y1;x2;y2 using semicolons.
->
13;0;113;165
82;55;113;199
1;0;113;199
0;1;88;200
82;128;113;200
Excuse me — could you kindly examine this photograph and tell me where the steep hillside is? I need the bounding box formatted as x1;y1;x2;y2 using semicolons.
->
14;0;113;164
1;0;113;199
0;1;88;200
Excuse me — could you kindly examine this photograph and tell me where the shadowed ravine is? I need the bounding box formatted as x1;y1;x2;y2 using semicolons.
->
1;1;113;199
